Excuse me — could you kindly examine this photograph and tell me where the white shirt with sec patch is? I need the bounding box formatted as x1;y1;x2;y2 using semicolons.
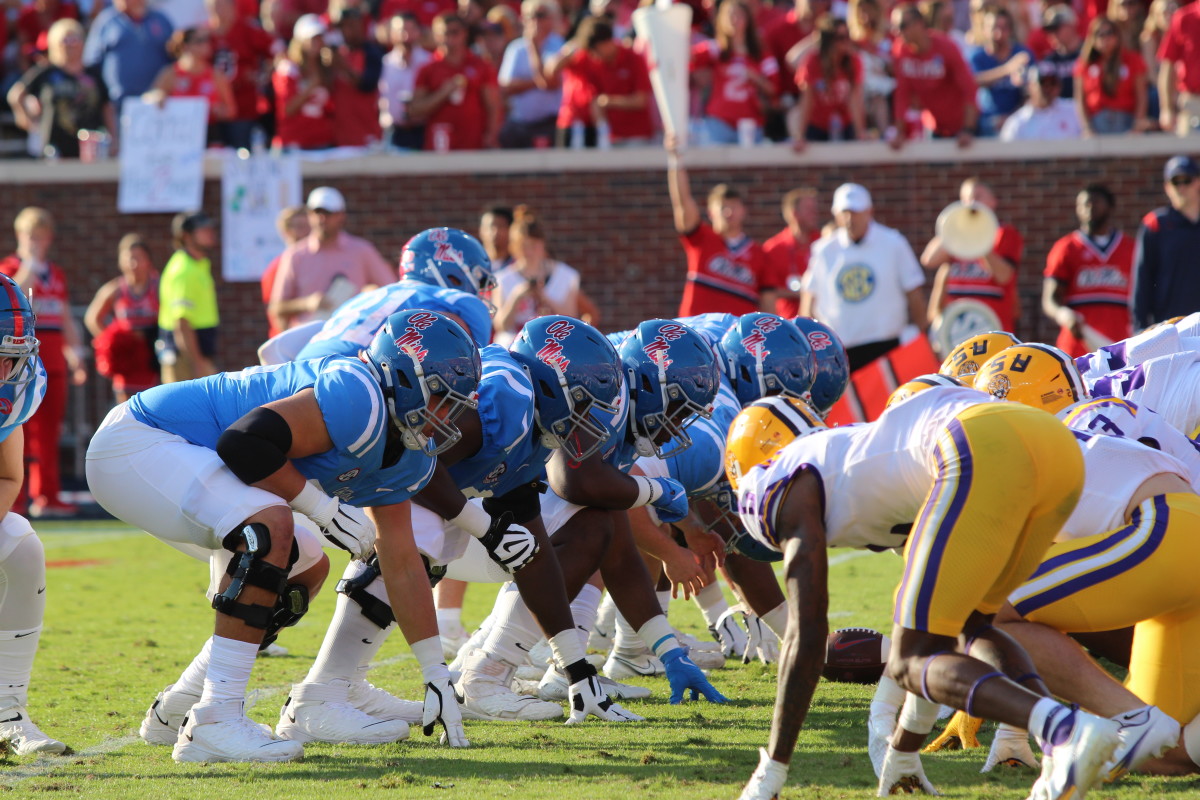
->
799;221;924;349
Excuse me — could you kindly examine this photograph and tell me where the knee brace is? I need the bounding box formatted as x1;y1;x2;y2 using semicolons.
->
259;583;310;651
211;523;292;630
335;555;396;630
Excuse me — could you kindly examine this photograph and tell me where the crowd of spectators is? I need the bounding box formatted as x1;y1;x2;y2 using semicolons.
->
3;0;1200;157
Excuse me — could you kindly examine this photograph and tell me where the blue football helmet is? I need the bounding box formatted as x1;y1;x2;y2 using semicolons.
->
718;313;816;406
704;483;781;563
0;274;38;388
509;315;623;462
400;228;496;298
791;317;849;417
364;309;481;456
618;319;719;459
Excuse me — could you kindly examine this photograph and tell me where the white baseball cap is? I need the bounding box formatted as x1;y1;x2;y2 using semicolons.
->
306;186;346;213
832;183;872;213
292;13;327;42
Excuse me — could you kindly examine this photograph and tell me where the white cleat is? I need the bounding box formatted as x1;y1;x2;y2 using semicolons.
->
346;678;423;724
536;666;652;702
514;664;548;681
603;652;665;680
587;627;613;653
440;628;469;662
0;701;66;756
139;684;201;746
259;642;288;657
685;647;727;670
677;631;723;654
448;623;491;676
276;680;410;744
528;639;553;668
1028;708;1120;800
1104;706;1180;782
982;724;1039;772
457;650;563;721
172;699;303;763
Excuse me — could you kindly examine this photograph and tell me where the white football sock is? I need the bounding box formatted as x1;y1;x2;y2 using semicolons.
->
594;592;617;638
871;673;907;717
306;589;391;685
1028;696;1069;746
695;582;729;629
656;590;672;619
173;637;213;696
0;532;47;706
612;611;645;656
760;602;788;639
200;636;258;704
480;582;541;668
638;614;681;657
570;584;602;650
436;606;464;634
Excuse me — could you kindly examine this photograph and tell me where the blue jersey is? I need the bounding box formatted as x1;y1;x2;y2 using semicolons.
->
448;345;551;498
0;358;46;444
297;280;491;360
657;376;740;498
127;358;434;506
607;314;735;353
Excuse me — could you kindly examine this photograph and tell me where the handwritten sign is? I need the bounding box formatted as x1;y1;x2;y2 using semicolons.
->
117;98;208;213
220;151;302;282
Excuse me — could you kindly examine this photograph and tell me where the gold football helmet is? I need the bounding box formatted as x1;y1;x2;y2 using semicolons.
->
725;396;825;492
973;343;1087;414
885;373;967;410
940;331;1022;379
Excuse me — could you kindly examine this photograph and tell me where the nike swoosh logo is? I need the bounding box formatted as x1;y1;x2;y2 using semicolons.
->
375;488;394;493
0;713;23;723
37;587;45;594
832;638;877;651
514;643;530;652
14;632;35;638
361;638;373;644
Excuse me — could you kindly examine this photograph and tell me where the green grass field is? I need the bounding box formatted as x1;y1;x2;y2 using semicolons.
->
6;521;1200;799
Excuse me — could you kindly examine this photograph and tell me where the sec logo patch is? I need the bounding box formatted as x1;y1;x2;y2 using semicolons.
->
836;264;875;303
338;468;361;482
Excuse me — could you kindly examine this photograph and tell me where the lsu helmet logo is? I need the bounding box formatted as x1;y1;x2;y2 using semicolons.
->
642;323;687;369
536;319;574;371
987;373;1011;399
741;316;781;358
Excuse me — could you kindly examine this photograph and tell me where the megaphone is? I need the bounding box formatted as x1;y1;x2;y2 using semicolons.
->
936;202;999;261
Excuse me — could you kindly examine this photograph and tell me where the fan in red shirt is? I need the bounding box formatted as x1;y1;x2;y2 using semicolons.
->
410;13;501;150
379;0;455;28
1074;15;1149;136
666;136;774;316
691;0;779;144
328;6;384;147
889;3;977;146
208;0;277;148
144;28;237;137
762;0;830;101
1157;0;1200;135
0;208;87;518
923;178;1024;333
791;16;866;149
272;13;336;150
763;188;821;318
16;0;80;72
1043;184;1135;357
83;234;160;403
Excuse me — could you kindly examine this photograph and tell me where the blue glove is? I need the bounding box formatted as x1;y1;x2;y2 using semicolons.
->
649;477;689;524
661;646;729;705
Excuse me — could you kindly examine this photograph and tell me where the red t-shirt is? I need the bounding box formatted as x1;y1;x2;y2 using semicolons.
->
1159;3;1200;94
677;223;769;316
763;11;814;96
0;257;68;372
691;40;779;127
942;223;1023;332
333;47;383;147
16;1;79;57
414;51;496;150
1075;50;1146;115
271;61;335;149
171;64;220;122
892;31;977;137
593;45;653;140
762;227;819;318
379;0;455;28
557;49;600;128
262;254;282;338
796;51;861;132
211;19;276;121
1044;229;1135;356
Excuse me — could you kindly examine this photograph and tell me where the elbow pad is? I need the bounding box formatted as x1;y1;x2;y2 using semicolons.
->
216;406;293;485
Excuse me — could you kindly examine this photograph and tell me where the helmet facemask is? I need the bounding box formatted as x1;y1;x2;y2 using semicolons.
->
535;372;620;463
382;356;479;456
629;365;713;459
0;332;39;388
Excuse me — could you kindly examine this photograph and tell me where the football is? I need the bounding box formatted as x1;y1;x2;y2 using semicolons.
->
822;627;891;684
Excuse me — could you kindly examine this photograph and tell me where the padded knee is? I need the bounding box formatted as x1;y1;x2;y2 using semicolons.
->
212;522;290;629
335;555;395;629
260;583;310;651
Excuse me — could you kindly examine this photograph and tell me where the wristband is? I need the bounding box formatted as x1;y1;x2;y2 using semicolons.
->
898;693;940;735
451;501;491;539
630;476;663;509
290;482;337;527
637;614;680;657
411;635;447;681
760;602;789;640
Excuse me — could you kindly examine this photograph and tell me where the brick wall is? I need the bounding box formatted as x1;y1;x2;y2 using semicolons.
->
1;150;1169;375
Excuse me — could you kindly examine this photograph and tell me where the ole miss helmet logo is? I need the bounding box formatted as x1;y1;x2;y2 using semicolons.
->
434;243;464;266
642;323;687;369
429;229;449;243
742;316;781;358
395;312;438;363
806;331;833;351
536;319;575;371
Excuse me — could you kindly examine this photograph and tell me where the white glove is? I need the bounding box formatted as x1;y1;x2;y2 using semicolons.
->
710;608;748;659
421;666;469;748
738;747;789;800
565;673;645;724
291;484;376;560
478;511;539;573
742;614;779;664
981;724;1038;772
876;747;940;796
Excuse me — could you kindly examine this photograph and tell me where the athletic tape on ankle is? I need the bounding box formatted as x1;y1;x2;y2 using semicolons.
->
965;671;1005;717
920;651;951;702
760;602;788;640
548;629;586;671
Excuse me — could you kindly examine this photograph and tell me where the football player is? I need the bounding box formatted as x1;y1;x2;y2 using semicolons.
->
85;311;498;762
0;275;65;756
938;330;1021;380
728;386;1123;800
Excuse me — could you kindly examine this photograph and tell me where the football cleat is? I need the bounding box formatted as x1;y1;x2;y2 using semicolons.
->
172;699;303;763
676;631;723;654
1104;705;1180;782
0;700;66;756
259;642;289;657
441;628;470;662
346;677;424;723
457;650;564;721
924;710;983;752
528;638;554;667
603;652;665;680
1028;708;1121;800
981;724;1039;772
536;666;652;702
876;746;940;796
276;680;410;744
139;684;201;746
